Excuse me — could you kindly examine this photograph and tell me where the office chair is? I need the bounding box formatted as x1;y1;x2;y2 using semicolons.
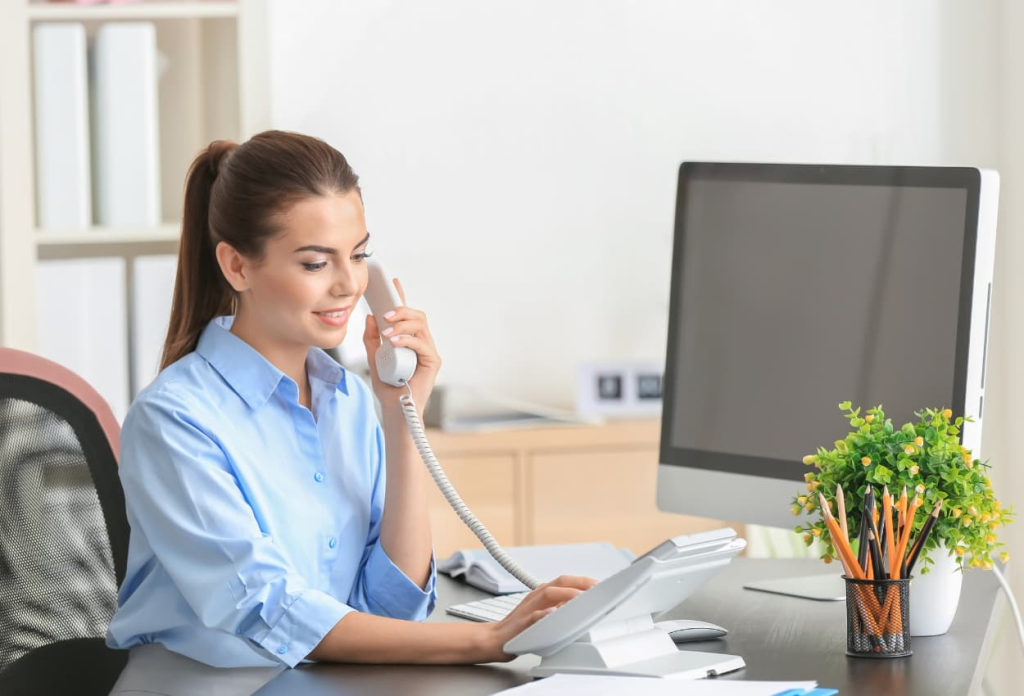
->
0;348;129;695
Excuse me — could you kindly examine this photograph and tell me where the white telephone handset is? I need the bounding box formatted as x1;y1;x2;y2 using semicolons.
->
363;259;418;387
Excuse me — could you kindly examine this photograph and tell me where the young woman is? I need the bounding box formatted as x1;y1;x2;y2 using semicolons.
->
105;130;593;671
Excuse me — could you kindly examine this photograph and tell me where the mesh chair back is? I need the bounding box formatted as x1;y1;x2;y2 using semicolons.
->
0;348;128;673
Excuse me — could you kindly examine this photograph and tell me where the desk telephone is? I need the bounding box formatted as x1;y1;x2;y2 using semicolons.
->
363;259;747;679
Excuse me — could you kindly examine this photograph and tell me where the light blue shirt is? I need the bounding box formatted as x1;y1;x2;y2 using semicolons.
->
106;317;436;668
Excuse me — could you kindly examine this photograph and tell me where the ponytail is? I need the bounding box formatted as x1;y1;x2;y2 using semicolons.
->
158;130;361;371
160;141;238;370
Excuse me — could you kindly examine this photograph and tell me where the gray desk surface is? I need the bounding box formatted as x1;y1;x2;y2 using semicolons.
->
254;558;1004;696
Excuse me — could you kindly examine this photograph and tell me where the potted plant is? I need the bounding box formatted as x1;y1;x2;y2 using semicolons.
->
792;402;1013;636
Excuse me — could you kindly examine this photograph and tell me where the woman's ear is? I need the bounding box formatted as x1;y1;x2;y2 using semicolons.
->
215;241;250;293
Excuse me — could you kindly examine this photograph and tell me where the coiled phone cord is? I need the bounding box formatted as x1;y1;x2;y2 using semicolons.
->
398;385;542;591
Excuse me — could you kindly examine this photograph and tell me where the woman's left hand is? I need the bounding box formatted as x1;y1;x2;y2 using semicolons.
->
361;277;441;415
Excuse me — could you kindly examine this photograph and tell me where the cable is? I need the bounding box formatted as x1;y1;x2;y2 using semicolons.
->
992;565;1024;655
398;384;542;591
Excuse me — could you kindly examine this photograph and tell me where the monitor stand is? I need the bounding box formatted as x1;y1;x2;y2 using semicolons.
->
743;573;846;601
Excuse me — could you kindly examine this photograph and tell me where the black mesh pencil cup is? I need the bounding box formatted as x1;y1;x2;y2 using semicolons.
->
844;576;912;658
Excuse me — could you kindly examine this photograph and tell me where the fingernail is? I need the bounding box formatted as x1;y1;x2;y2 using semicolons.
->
381;327;394;336
384;311;396;319
389;336;401;343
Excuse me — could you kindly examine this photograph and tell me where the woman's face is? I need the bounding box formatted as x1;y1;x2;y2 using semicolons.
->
234;190;371;352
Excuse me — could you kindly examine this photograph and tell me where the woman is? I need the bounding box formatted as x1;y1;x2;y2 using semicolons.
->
105;130;593;673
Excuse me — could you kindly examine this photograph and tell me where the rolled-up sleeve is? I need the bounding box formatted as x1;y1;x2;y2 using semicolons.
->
349;423;437;620
119;391;352;667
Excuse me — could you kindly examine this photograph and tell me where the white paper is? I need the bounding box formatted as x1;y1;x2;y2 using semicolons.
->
439;543;633;594
496;675;820;696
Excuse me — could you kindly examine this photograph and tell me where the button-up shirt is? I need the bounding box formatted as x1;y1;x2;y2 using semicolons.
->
106;317;436;667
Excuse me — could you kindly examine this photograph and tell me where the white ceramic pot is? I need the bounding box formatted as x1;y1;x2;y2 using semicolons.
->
909;542;963;636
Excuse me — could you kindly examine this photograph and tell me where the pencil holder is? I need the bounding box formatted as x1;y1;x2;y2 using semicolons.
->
844;576;912;658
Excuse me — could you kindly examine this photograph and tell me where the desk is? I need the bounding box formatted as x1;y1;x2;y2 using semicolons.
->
255;558;1004;696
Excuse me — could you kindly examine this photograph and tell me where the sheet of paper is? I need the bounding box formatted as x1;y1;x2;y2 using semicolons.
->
495;674;820;696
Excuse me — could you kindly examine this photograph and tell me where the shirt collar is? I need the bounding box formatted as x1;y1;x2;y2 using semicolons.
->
196;317;348;411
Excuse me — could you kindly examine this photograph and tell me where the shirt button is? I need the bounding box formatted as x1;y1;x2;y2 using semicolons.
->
328;537;338;549
277;644;288;655
314;472;325;483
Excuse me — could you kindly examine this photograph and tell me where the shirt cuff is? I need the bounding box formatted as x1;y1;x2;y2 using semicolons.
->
363;541;437;620
247;588;352;668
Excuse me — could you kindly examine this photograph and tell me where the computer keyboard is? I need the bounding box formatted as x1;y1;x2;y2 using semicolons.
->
446;592;528;622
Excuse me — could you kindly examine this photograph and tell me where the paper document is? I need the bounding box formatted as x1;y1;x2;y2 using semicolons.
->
439;542;633;594
495;675;823;696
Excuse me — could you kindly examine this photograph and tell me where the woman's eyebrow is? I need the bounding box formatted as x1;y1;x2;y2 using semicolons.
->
293;233;370;255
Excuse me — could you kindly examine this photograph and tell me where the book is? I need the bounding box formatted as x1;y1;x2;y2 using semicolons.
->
439;542;634;594
33;23;92;230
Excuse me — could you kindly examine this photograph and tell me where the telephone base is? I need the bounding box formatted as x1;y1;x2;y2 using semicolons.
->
530;627;745;680
531;648;746;680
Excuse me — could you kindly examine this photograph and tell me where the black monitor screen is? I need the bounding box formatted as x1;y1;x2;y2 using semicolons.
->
661;164;979;481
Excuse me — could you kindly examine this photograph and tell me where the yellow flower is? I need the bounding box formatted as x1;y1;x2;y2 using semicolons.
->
971;558;982;568
915;436;924;447
915;484;925;495
962;516;973;527
965;459;974;469
986;534;997;544
865;414;875;423
1001;552;1011;564
904;445;915;455
812;528;822;537
943;408;953;420
909;465;919;476
823;556;833;564
803;534;812;545
969;506;978;516
980;513;991;523
983;560;994;570
994;500;1002;510
984;476;992;486
989;522;1000;531
811;481;820;490
952;507;962;518
862;456;872;466
804;473;815;483
806;483;814;492
805;502;814;511
791;505;801;516
797;496;808;505
955;546;966;557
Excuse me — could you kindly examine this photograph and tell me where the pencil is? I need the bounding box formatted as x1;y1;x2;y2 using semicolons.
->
819;493;864;580
858;487;876;572
884;486;898;579
868;527;885;581
836;484;849;543
895;494;922;576
905;501;943;577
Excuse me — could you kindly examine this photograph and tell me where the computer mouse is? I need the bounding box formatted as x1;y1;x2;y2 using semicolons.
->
654;619;728;643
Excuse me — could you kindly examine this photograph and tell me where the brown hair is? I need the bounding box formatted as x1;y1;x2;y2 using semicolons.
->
160;130;361;370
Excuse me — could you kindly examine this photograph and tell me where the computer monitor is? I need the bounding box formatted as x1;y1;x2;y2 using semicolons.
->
657;163;999;529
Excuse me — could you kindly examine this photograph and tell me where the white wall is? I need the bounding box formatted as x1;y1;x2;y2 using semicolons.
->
268;0;999;412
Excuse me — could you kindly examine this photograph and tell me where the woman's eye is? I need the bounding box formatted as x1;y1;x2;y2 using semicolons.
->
353;251;375;263
302;261;328;272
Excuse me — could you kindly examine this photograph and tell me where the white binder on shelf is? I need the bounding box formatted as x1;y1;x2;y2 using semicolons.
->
37;258;129;421
33;23;92;231
131;255;177;394
91;22;161;228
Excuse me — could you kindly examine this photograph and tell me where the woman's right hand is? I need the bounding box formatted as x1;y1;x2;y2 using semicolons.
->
479;575;598;663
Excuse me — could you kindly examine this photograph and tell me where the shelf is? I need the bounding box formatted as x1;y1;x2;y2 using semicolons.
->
27;1;238;21
36;225;180;259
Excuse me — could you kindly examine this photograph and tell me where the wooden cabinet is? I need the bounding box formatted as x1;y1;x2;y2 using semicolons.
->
421;419;743;558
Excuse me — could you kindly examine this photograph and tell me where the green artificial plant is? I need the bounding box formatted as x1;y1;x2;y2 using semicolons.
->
792;402;1013;574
